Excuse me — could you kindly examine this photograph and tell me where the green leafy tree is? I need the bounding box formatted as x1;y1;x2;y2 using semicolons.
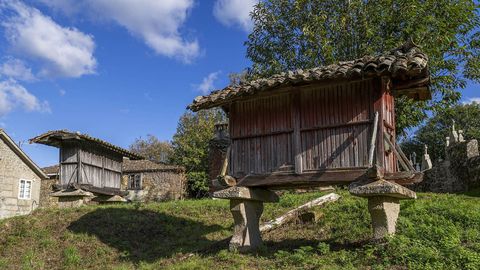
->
129;135;173;163
246;0;479;133
171;109;226;198
401;102;480;161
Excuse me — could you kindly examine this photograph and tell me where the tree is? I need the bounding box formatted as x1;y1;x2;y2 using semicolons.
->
401;102;480;162
129;135;173;163
170;109;226;198
246;0;479;133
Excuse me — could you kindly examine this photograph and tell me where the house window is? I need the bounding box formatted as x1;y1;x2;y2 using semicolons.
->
128;174;142;190
18;179;32;199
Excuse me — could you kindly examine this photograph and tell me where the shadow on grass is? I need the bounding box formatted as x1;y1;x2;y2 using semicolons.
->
67;208;224;263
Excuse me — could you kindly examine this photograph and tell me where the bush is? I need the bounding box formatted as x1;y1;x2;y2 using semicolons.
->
186;171;209;198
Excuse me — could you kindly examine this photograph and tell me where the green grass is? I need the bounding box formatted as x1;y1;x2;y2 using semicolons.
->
1;189;480;269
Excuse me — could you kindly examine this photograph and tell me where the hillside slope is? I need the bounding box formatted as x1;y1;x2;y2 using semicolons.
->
1;190;480;270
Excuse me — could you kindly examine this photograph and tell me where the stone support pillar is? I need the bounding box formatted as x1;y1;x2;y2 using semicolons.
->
213;186;279;252
230;199;264;252
368;196;400;239
349;179;416;239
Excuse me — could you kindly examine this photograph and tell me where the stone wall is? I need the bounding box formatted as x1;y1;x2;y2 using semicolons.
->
39;178;58;208
413;139;480;193
122;171;186;202
0;139;41;219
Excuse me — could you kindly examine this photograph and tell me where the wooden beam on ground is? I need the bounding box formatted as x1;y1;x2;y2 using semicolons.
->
260;193;340;233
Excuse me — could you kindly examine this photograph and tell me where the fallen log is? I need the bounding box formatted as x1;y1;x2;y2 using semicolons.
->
259;192;340;233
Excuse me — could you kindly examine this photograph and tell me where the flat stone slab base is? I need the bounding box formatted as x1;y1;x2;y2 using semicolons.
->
213;186;279;202
349;179;416;199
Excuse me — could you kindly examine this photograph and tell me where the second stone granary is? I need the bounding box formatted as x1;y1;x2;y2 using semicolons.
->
32;130;186;203
31;130;143;198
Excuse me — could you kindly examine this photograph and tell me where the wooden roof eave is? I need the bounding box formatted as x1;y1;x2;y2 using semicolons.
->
30;131;144;160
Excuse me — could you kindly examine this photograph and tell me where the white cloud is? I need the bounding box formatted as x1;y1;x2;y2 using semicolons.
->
0;79;50;116
1;1;96;78
463;97;480;104
0;58;36;81
39;0;199;63
196;71;221;95
213;0;258;32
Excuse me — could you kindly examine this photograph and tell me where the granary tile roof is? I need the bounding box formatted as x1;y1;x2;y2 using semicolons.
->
122;159;185;173
188;41;429;111
30;130;144;160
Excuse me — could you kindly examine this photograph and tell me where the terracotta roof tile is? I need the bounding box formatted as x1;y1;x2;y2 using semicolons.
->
188;42;429;111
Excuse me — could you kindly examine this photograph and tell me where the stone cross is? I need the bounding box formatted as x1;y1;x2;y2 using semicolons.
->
458;130;465;142
449;120;459;144
421;145;432;170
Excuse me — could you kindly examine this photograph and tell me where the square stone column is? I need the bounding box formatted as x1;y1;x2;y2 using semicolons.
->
213;186;279;252
349;179;416;240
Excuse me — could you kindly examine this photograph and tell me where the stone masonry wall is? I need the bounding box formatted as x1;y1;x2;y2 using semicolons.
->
122;171;186;202
413;139;480;193
39;178;59;208
0;139;41;219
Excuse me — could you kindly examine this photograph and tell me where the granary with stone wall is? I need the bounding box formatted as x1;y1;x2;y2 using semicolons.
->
121;159;186;202
0;129;47;219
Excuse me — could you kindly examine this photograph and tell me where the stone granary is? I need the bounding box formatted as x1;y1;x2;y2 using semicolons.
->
189;41;431;251
121;159;186;202
30;130;144;207
0;129;47;219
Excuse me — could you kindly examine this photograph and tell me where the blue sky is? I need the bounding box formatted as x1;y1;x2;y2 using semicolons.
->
0;0;478;168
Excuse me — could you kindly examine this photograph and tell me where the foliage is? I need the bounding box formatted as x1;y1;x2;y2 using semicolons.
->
2;191;480;269
401;102;480;161
129;135;173;163
228;70;248;86
170;108;226;198
246;0;480;133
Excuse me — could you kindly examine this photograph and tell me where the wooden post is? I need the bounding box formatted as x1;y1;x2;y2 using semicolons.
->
373;78;387;170
77;147;82;185
292;92;303;174
368;111;379;167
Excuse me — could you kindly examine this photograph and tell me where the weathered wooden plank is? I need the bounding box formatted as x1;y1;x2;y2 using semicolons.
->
236;168;368;189
292;92;303;174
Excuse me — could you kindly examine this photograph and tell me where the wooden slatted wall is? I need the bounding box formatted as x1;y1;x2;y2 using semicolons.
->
80;148;122;189
299;80;374;170
60;146;78;186
228;79;380;178
229;93;293;177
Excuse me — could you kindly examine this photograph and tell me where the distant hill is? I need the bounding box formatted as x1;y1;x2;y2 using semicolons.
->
1;190;480;269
